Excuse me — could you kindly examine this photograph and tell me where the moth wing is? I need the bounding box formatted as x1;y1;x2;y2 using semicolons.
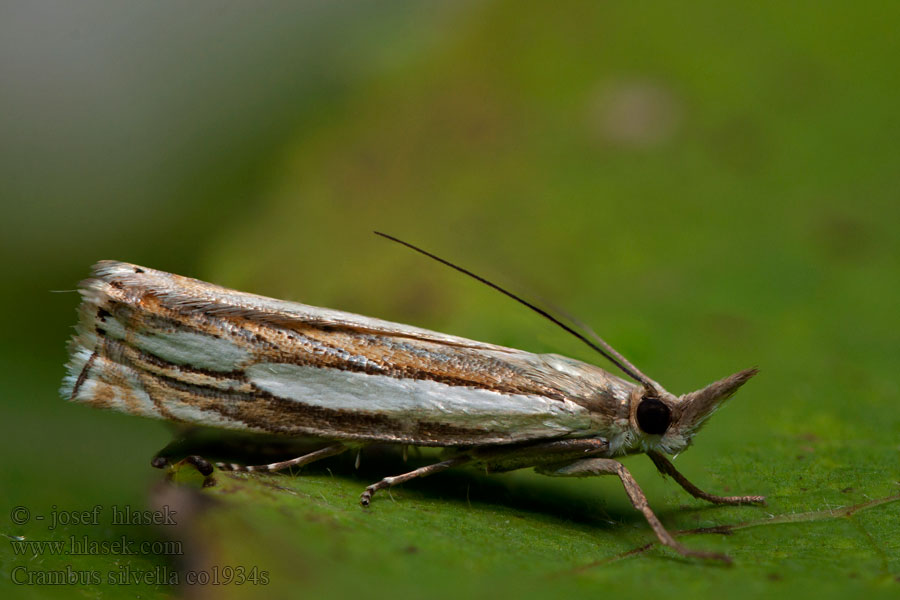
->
63;261;628;445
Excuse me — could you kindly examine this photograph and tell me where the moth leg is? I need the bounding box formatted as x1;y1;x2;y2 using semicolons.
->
360;455;471;507
215;443;347;473
647;451;765;505
150;454;214;476
540;458;731;563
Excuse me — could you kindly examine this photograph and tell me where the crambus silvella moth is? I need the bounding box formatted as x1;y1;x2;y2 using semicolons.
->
61;233;764;563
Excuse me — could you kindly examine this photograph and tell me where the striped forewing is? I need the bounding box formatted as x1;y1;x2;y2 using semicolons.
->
62;261;633;445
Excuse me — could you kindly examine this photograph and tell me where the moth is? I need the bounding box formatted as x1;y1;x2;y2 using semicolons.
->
61;233;764;562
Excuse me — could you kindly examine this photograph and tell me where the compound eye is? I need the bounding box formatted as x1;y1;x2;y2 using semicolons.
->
636;397;671;435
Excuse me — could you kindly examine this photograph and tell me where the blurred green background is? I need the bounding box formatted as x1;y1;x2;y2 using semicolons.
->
2;1;898;599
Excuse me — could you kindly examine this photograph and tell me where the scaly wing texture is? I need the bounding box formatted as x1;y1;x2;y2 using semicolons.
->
62;262;632;445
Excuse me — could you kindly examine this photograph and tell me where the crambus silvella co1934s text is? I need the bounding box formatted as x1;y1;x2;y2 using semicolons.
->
62;233;764;563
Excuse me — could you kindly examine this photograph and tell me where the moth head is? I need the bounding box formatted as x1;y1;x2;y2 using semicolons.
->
631;368;758;454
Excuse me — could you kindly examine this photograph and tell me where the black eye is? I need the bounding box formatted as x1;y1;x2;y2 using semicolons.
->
636;397;671;435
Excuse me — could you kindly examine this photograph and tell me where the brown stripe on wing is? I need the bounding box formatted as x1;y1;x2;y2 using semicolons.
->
71;345;167;418
146;369;534;445
69;351;98;400
87;331;527;444
288;328;565;400
93;261;503;350
119;289;570;401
